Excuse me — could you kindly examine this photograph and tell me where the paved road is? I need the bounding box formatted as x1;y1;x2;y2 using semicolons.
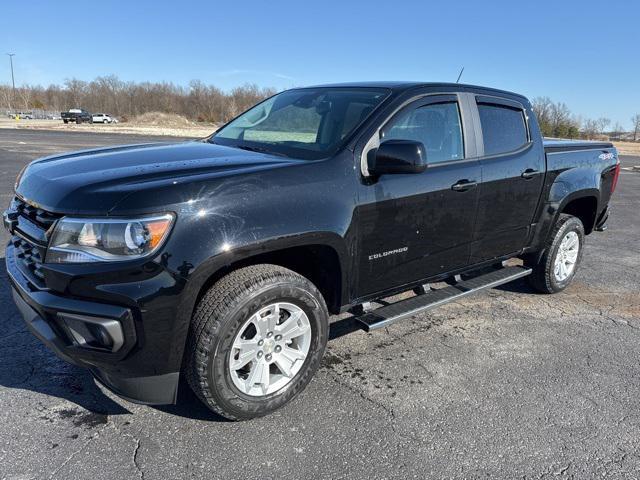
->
0;129;639;479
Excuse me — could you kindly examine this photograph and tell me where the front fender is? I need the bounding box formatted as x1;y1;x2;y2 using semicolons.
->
164;231;350;375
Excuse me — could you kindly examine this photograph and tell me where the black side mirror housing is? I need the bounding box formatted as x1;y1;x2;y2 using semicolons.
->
369;139;428;175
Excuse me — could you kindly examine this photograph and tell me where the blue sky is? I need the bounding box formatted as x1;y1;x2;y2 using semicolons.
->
1;0;638;127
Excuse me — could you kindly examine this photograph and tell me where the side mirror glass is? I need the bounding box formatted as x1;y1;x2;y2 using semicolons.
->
369;139;427;175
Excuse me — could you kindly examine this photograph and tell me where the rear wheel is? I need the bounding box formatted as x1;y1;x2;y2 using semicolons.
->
185;264;329;420
526;214;585;293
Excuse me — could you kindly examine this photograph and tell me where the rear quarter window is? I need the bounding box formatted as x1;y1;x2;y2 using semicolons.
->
477;103;528;156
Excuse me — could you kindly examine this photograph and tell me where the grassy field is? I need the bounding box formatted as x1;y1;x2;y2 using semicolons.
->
0;117;215;138
613;141;640;155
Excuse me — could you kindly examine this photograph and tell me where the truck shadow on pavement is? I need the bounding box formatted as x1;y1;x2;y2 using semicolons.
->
0;259;130;417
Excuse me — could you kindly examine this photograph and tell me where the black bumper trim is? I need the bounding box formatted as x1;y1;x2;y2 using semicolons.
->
8;238;181;405
12;284;180;404
11;287;82;367
92;370;180;405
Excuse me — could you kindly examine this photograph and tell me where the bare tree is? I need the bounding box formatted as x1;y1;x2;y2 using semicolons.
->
531;97;553;136
632;114;640;142
63;78;88;109
611;122;625;141
596;117;611;135
17;86;33;111
0;85;13;112
582;119;599;140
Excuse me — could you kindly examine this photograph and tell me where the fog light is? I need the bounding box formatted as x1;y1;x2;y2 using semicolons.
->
59;313;124;352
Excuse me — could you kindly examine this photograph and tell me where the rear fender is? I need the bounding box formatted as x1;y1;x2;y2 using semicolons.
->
527;183;600;263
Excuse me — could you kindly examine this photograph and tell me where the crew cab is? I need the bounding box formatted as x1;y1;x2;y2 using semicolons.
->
5;83;620;420
61;108;93;124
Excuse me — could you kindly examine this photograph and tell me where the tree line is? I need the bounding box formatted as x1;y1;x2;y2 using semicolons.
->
532;97;640;141
1;76;639;140
0;75;276;124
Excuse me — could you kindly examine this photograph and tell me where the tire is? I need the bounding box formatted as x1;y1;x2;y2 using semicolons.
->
526;214;585;294
103;119;108;124
63;119;68;124
185;264;329;420
75;118;81;125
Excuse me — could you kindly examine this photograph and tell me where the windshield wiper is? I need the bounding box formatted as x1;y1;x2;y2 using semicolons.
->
233;144;287;157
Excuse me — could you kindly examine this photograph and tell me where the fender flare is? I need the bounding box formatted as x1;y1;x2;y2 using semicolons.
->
166;232;349;373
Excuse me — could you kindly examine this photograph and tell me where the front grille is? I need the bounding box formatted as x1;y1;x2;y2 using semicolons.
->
7;196;62;288
12;197;59;231
12;236;46;284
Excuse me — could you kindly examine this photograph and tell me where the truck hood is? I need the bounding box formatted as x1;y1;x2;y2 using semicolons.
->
16;141;298;214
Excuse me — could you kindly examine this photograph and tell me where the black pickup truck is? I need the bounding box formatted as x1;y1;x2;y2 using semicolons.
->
4;83;620;420
61;108;93;124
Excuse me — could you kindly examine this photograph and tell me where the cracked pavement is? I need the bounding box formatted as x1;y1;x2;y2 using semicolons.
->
0;129;639;479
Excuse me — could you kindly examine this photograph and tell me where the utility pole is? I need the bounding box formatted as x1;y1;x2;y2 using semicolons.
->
6;53;15;113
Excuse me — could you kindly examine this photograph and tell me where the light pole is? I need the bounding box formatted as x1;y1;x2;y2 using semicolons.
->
6;53;15;113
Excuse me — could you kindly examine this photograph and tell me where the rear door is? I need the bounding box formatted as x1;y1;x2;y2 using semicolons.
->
469;95;545;263
355;94;481;297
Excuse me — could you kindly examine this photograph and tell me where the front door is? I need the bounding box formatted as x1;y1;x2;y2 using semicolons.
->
355;95;480;298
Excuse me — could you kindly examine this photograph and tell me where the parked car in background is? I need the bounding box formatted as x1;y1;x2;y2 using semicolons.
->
61;109;93;124
92;113;115;124
10;112;33;120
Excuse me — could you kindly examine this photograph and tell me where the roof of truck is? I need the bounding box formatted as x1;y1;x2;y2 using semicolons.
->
302;81;527;100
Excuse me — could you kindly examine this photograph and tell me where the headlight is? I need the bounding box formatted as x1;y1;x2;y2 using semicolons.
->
46;214;175;263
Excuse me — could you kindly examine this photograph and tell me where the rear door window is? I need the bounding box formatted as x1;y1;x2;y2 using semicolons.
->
477;102;528;156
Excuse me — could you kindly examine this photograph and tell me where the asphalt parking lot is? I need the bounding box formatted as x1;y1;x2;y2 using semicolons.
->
0;129;638;479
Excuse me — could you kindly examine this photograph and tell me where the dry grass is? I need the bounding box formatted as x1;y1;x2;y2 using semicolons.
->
127;112;196;128
0;116;217;138
613;141;640;156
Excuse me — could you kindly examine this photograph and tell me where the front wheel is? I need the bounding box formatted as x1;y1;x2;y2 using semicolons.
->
185;264;329;420
526;214;585;293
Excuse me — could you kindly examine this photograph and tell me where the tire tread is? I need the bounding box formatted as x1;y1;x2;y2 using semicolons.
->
185;264;326;420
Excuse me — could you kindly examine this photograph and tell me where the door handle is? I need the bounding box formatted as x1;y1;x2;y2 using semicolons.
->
521;168;539;179
451;179;477;192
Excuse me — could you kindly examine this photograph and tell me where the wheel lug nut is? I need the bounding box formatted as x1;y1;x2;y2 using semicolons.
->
275;345;282;353
258;340;264;346
266;354;272;361
267;332;273;338
257;351;263;358
275;335;282;341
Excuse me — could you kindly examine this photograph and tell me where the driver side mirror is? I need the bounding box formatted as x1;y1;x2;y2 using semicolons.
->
368;139;428;175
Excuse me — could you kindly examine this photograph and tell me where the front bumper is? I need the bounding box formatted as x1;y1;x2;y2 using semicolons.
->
7;243;180;404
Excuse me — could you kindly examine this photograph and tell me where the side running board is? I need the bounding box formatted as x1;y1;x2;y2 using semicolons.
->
356;265;531;331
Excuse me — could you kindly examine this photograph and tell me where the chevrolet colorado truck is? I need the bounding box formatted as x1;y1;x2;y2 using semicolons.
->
4;83;620;420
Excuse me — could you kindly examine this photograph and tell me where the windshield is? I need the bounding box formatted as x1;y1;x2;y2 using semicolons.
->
211;87;389;160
